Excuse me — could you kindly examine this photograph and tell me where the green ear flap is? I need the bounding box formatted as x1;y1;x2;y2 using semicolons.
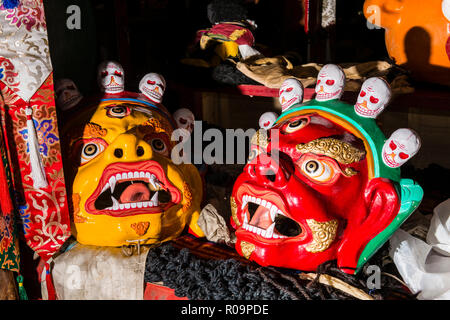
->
355;179;424;273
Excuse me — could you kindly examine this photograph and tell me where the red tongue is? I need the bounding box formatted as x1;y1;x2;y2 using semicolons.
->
119;183;151;203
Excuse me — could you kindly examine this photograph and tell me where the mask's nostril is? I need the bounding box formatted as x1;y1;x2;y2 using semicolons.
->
264;169;277;182
137;146;144;156
114;148;123;158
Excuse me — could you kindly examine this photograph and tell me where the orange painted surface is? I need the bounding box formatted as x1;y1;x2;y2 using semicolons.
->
364;0;450;86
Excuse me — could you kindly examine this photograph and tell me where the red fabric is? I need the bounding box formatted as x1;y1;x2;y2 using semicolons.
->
0;157;13;216
144;283;188;300
0;73;70;299
206;23;255;46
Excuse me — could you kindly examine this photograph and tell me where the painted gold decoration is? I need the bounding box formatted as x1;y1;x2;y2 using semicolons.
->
305;219;338;253
240;241;255;259
343;167;358;177
83;122;107;139
140;117;172;135
250;129;269;149
131;222;150;236
296;138;365;165
230;196;240;226
72;193;86;223
182;182;193;213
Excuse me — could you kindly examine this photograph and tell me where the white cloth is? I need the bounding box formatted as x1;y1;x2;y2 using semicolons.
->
390;199;450;300
51;243;149;300
426;199;450;256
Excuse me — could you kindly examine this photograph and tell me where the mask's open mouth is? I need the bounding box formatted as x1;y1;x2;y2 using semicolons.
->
355;103;379;116
239;194;302;240
316;89;341;100
85;161;181;217
142;86;162;101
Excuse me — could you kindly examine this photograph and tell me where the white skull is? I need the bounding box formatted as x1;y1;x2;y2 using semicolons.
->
54;78;83;111
259;112;278;130
173;108;195;133
382;128;421;168
315;64;345;101
139;73;166;104
97;61;125;94
279;78;304;112
354;77;391;118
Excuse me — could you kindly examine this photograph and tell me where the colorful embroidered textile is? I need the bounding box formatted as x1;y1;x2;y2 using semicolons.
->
0;0;52;102
0;0;70;299
0;77;71;263
198;23;255;46
0;101;19;272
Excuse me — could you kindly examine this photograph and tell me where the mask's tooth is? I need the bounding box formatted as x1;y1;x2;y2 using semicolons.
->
266;223;275;238
256;198;261;205
244;212;249;224
270;206;277;222
109;176;116;194
241;199;247;210
149;176;157;190
151;191;159;206
111;196;119;210
101;182;110;194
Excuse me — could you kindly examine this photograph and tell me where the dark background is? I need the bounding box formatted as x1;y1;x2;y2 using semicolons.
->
44;0;388;102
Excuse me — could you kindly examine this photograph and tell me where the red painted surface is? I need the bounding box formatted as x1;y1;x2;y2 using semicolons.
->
231;112;400;273
144;282;188;300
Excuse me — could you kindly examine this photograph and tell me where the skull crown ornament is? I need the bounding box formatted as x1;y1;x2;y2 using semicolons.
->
231;71;423;274
97;61;125;94
139;73;166;104
279;78;304;112
314;64;345;102
62;63;204;247
354;77;391;118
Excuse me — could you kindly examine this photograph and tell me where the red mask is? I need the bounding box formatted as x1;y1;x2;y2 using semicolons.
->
231;112;401;273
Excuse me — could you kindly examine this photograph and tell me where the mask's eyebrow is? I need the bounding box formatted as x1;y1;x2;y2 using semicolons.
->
132;106;154;117
69;122;107;147
296;137;366;165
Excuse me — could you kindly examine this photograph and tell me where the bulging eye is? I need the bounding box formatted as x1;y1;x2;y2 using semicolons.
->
101;71;108;78
106;105;130;118
370;96;379;104
114;71;123;77
80;141;106;165
147;80;156;85
301;159;334;183
151;138;168;155
284;117;309;133
326;79;335;86
286;87;293;92
360;90;366;97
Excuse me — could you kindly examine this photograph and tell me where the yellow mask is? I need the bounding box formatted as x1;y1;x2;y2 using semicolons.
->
63;96;204;247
